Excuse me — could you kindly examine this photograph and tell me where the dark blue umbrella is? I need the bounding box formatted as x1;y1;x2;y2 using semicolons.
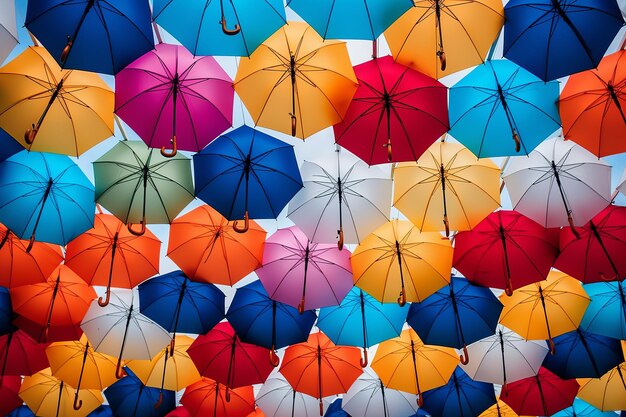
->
5;406;35;417
542;328;624;379
226;280;316;366
25;0;154;74
421;367;496;417
407;276;503;365
87;405;114;417
324;399;350;417
104;367;175;417
580;280;626;340
194;125;303;232
0;128;22;163
503;0;625;81
0;286;11;335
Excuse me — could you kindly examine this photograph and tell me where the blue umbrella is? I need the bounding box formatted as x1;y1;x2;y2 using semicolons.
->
318;287;409;367
421;367;496;417
226;280;316;366
580;280;626;340
0;128;22;163
5;406;35;417
407;276;503;365
0;151;94;249
194;125;303;232
542;328;624;379
25;0;154;74
503;0;625;81
449;59;561;158
153;0;286;57
0;286;11;335
87;405;114;417
324;399;349;417
551;398;618;417
104;367;175;417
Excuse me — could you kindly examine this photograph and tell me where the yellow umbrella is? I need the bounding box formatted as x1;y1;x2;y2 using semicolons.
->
499;270;590;354
479;398;528;417
234;20;358;138
384;0;504;79
577;362;626;411
351;219;452;306
19;368;103;417
371;328;459;406
393;140;501;237
0;46;113;156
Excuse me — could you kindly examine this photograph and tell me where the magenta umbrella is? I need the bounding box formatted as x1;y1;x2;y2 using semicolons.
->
115;43;234;157
257;226;353;313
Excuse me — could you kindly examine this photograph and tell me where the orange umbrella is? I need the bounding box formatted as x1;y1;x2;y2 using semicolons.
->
279;331;363;415
168;205;265;286
65;212;160;307
180;378;255;417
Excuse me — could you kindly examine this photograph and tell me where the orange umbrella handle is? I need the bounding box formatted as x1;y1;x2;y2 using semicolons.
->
115;358;126;379
98;288;111;307
73;393;82;411
512;131;521;153
60;39;73;63
504;285;514;297
359;347;368;368
459;345;469;365
24;124;38;145
221;17;241;35
438;50;446;72
233;211;249;233
225;386;231;402
170;338;176;357
269;348;280;367
417;393;423;407
127;220;146;236
298;297;306;314
384;138;392;162
567;215;580;239
154;392;163;409
337;228;344;251
548;337;556;355
161;135;177;157
397;288;406;307
319;399;324;416
290;114;297;137
25;234;36;253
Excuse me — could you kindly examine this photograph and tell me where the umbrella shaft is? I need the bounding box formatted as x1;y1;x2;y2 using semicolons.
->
360;291;368;350
75;342;90;394
607;84;626;124
499;227;513;292
34;79;65;131
395;241;405;292
106;233;119;295
550;161;572;218
29;178;54;242
434;0;444;50
537;286;554;343
550;0;594;64
56;381;64;417
589;221;620;278
535;375;549;416
63;0;96;64
499;331;507;386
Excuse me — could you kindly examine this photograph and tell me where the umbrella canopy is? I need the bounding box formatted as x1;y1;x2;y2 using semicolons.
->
0;46;113;156
87;406;113;417
256;374;324;417
384;0;504;79
477;398;523;417
503;0;624;81
394;141;501;236
0;375;23;417
333;56;449;164
351;219;453;306
115;43;233;156
449;59;561;158
324;399;348;417
0;329;49;378
256;226;353;312
579;280;626;340
194;126;303;229
0;0;17;64
6;406;36;417
453;210;560;296
560;50;626;157
180;378;255;417
503;137;612;229
0;128;23;162
551;398;618;417
104;367;175;417
153;0;286;57
0;286;10;335
287;146;392;247
577;362;626;411
234;21;358;138
25;0;154;75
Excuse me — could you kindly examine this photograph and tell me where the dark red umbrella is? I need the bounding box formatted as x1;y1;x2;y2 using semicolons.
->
555;204;626;283
500;367;578;416
453;210;560;296
0;375;22;416
0;328;49;378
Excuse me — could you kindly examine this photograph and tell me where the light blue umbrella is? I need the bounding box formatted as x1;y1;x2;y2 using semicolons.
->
551;398;618;417
580;280;626;340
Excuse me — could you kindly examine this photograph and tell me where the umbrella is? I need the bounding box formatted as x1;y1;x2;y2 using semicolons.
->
0;151;95;248
449;59;561;158
393;140;501;236
194;126;303;231
351;219;453;306
503;137;612;230
560;49;626;157
421;367;496;417
115;43;233;156
226;280;316;366
503;0;625;81
317;287;408;367
25;0;154;75
255;374;324;417
551;398;618;417
80;289;171;379
0;329;49;378
407;276;503;365
165;408;190;417
10;265;96;343
93;140;195;235
168;204;266;286
287;146;392;247
0;46;114;156
0;0;17;64
180;378;255;417
384;0;504;78
498;270;590;354
477;399;520;417
500;367;579;416
256;226;353;312
87;406;114;417
577;362;626;411
324;399;348;417
0;286;10;336
233;21;358;138
579;280;626;340
104;367;175;417
333;56;449;164
280;331;363;415
6;406;36;417
453;210;560;296
0;375;22;417
153;0;286;57
0;128;23;162
372;328;460;405
64;212;161;307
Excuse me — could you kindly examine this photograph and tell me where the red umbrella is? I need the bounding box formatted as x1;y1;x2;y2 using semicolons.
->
0;375;22;416
180;378;255;417
555;204;626;283
453;210;560;296
0;329;49;378
334;56;449;165
500;367;579;416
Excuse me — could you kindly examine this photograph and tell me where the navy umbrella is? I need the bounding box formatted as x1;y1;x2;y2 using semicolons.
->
5;406;35;417
0;128;22;163
104;367;175;417
0;286;11;335
324;399;349;417
87;405;114;417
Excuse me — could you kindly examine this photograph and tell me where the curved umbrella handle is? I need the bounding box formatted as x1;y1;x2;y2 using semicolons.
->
233;211;249;234
269;349;280;367
438;50;446;71
512;131;521;153
504;285;514;297
115;358;126;379
290;114;297;137
359;347;368;368
127;220;146;236
319;399;324;416
225;386;231;402
337;228;344;251
73;392;82;411
160;136;177;158
397;288;406;307
297;297;306;314
25;234;36;253
548;337;556;355
221;17;241;35
443;214;450;237
154;392;163;409
417;393;423;407
24;124;38;145
60;38;73;63
98;287;111;307
459;345;469;365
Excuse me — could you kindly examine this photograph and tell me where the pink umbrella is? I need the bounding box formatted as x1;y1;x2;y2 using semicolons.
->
115;43;234;157
257;226;353;313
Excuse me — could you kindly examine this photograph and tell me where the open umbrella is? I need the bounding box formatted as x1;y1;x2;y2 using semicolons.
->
551;398;618;417
324;399;348;417
0;128;23;162
5;406;35;417
478;398;523;417
579;280;626;340
104;367;175;417
577;362;626;411
234;21;358;138
256;374;325;417
87;406;114;417
25;0;154;75
0;375;22;417
0;0;17;64
180;378;255;417
115;43;233;156
0;328;49;378
0;286;10;336
333;56;449;164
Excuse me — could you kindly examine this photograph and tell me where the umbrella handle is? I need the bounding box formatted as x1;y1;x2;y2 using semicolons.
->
269;349;280;367
170;338;176;357
291;114;297;137
397;288;406;307
127;220;146;236
98;288;111;307
504;285;514;297
225;386;231;402
160;135;177;158
233;211;249;233
337;228;344;251
437;50;446;71
154;392;163;409
319;399;324;416
360;347;368;368
417;393;423;407
384;138;392;162
298;297;305;314
548;337;556;355
60;39;73;63
25;234;36;253
115;359;126;379
567;215;580;239
459;345;469;365
221;17;241;35
73;393;82;411
512;131;521;153
443;214;450;237
24;124;38;145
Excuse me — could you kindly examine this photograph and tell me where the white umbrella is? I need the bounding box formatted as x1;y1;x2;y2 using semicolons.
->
0;0;18;64
287;146;392;249
503;137;611;229
256;374;328;417
342;368;419;417
460;325;548;389
80;288;171;379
